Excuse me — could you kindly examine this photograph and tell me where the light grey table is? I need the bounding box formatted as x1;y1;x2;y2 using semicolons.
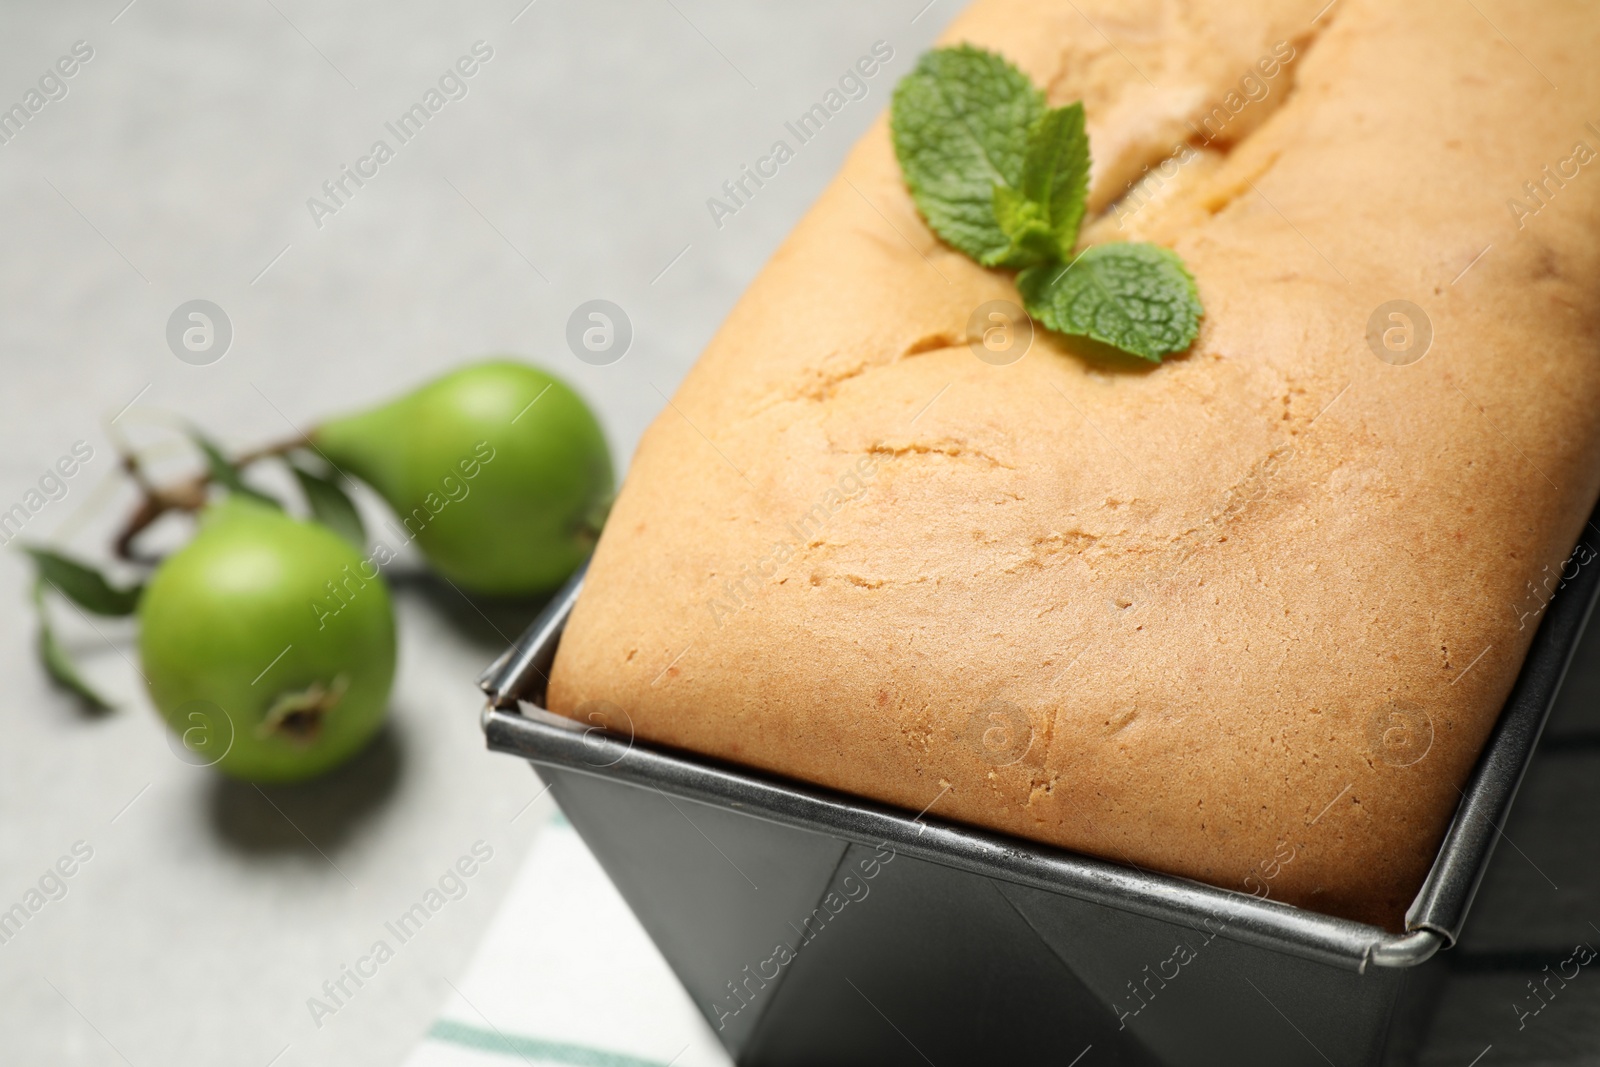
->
0;2;945;1065
1;2;1594;1065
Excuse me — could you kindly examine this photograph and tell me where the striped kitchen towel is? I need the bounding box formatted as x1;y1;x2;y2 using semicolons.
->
404;808;733;1067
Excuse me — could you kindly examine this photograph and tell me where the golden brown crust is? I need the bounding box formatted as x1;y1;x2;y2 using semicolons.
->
549;0;1600;929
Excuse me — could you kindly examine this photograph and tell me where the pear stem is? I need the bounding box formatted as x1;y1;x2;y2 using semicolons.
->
112;433;309;561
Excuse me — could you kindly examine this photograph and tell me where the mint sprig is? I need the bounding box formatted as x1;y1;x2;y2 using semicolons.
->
890;45;1043;268
1019;244;1202;359
891;46;1201;362
994;102;1089;266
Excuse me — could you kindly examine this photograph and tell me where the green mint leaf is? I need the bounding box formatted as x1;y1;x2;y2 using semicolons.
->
22;545;143;616
189;429;283;510
991;188;1056;266
892;45;1206;363
32;580;115;710
1019;243;1202;362
890;45;1044;267
1007;102;1090;262
287;457;366;548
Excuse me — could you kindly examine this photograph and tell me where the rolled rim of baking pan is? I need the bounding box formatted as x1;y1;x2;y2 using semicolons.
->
480;498;1600;972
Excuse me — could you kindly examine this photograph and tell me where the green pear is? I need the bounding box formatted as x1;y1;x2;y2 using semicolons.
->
139;497;396;782
312;360;613;597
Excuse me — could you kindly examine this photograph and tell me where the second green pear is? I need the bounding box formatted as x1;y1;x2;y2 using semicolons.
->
313;361;613;597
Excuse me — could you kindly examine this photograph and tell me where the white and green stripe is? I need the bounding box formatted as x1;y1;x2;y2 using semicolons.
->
428;1020;679;1067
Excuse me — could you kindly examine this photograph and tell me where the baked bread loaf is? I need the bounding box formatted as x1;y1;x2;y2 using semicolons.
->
548;0;1600;929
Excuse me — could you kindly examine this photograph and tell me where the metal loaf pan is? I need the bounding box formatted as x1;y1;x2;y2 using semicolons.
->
478;512;1600;1066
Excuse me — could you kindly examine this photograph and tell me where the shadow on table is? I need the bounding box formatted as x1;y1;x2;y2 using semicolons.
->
206;721;404;856
387;568;555;659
